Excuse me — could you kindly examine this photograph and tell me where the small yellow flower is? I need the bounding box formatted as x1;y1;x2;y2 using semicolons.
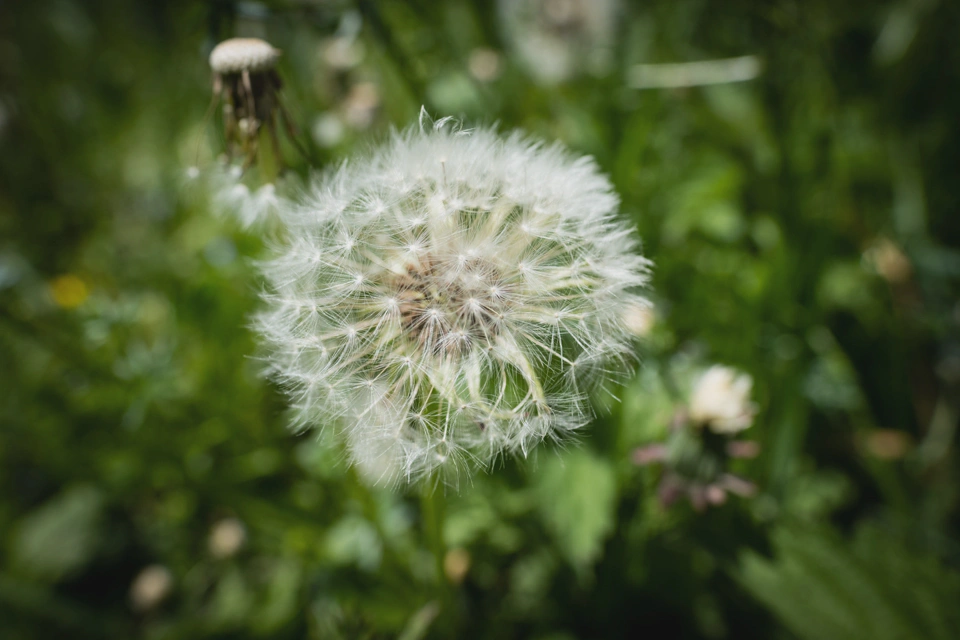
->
49;274;89;309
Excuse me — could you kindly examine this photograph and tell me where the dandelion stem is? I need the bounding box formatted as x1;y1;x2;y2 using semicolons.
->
420;481;453;623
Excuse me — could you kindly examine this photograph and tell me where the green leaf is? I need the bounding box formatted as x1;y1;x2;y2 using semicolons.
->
11;486;103;582
325;515;383;572
535;448;617;572
253;558;303;635
208;566;254;629
736;524;960;640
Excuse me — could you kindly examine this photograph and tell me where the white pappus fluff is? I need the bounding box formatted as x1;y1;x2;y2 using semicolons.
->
256;113;652;485
186;164;281;228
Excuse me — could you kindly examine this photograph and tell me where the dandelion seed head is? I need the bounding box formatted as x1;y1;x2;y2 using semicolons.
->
257;115;651;485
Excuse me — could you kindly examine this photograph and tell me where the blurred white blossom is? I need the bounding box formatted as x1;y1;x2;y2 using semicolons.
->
864;237;912;284
188;164;281;228
689;365;757;434
129;565;173;612
320;36;365;71
498;0;619;84
342;81;380;129
468;48;502;82
208;517;246;559
256;112;651;484
312;111;346;148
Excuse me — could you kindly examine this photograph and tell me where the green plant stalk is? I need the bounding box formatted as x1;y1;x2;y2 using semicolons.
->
420;482;452;624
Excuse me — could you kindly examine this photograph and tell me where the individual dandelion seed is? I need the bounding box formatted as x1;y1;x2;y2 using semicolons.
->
256;111;652;486
208;37;303;170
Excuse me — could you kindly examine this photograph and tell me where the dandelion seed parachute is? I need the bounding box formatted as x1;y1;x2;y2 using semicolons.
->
256;113;652;485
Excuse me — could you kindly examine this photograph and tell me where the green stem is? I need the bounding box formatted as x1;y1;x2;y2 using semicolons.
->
420;481;453;626
421;482;446;582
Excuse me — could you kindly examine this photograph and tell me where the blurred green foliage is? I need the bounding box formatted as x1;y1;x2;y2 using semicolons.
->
739;523;960;640
2;0;959;638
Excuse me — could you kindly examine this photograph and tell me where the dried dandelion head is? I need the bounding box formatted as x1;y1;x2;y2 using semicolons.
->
209;38;298;170
256;113;651;485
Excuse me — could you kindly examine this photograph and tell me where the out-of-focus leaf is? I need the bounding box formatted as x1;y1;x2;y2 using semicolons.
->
208;566;253;629
535;448;616;572
253;558;303;635
662;156;746;245
508;549;557;615
619;365;676;450
325;515;382;571
816;262;879;313
10;486;103;582
426;72;484;115
444;491;498;548
396;600;440;640
804;327;864;411
737;524;960;640
779;469;854;521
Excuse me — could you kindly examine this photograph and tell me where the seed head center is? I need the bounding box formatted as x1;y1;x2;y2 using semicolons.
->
390;252;508;352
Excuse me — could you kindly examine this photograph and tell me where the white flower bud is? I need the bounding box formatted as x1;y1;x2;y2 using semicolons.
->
208;518;246;559
688;365;757;434
129;565;173;612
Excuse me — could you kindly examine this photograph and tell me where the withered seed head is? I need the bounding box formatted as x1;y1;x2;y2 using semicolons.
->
208;37;295;171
